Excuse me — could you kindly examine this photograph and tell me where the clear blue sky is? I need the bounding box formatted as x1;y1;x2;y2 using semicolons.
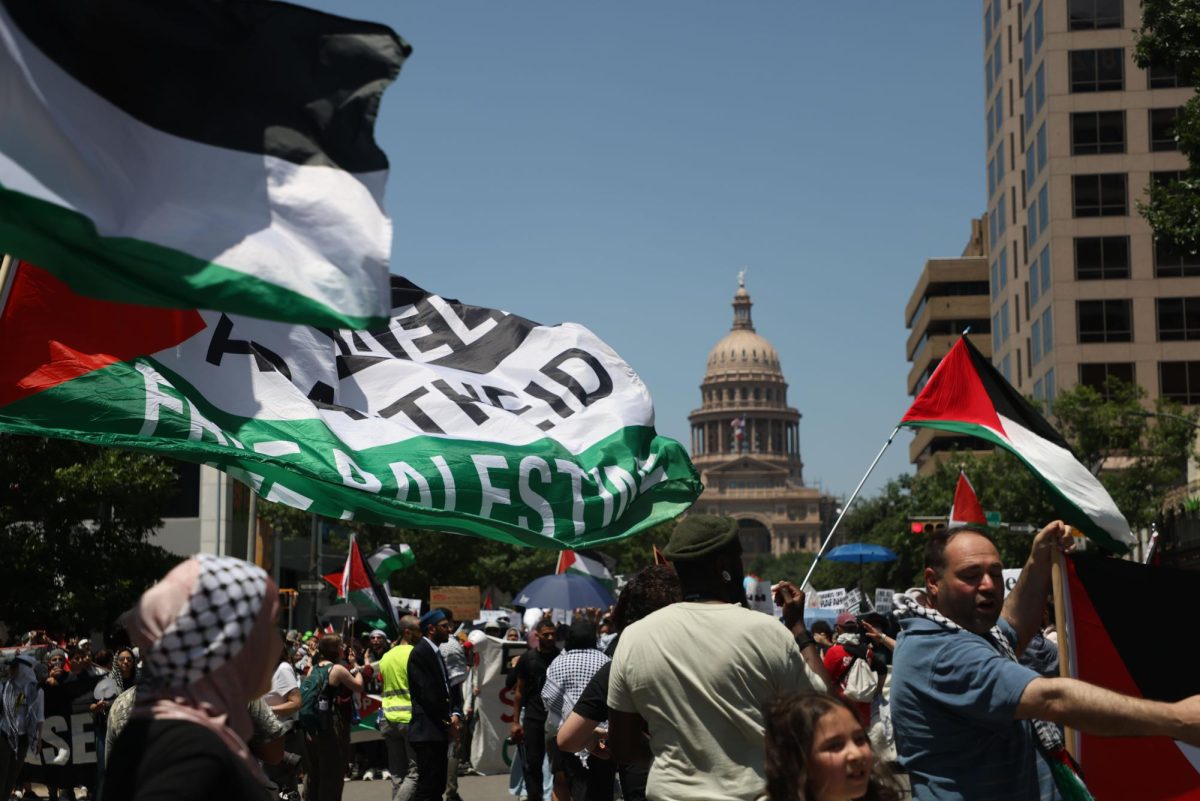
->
304;1;985;500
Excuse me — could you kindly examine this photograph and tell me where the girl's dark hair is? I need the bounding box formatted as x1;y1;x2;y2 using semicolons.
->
763;692;901;801
93;648;113;669
317;634;342;662
612;565;682;631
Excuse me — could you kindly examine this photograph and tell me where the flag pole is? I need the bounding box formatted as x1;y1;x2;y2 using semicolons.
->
1051;548;1079;760
0;255;17;319
802;426;901;588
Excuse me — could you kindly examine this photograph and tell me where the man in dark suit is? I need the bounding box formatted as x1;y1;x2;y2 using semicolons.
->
408;609;462;801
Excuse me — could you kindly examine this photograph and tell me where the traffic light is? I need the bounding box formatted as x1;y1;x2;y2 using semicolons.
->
909;517;948;535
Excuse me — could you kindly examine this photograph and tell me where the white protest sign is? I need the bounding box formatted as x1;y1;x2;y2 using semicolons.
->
1002;569;1022;598
467;635;530;775
743;576;775;615
874;588;895;613
844;588;863;614
818;588;847;610
392;597;422;616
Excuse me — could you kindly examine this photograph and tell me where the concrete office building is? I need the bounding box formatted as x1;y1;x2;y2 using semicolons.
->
905;218;995;474
983;0;1196;404
687;278;837;565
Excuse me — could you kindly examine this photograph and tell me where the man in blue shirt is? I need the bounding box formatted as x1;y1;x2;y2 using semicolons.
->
892;521;1200;801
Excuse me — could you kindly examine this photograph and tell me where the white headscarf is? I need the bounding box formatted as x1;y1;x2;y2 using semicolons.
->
1;655;43;753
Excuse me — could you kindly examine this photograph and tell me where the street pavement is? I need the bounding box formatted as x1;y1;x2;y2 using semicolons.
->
341;773;512;801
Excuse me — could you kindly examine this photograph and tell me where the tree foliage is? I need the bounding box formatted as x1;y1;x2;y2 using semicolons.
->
1135;0;1200;253
0;435;183;636
750;379;1197;595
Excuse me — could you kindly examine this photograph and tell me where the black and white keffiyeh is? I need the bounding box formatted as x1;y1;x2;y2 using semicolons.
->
143;554;268;686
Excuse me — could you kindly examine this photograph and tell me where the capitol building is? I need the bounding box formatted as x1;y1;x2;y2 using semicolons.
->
687;278;838;563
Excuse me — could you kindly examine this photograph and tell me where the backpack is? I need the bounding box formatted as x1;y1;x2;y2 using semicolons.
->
298;663;334;734
842;648;878;703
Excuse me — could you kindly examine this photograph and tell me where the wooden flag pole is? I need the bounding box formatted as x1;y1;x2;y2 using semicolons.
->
801;426;900;588
0;254;17;320
1051;548;1079;760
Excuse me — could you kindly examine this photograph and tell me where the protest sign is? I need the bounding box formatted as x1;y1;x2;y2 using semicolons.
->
393;597;423;616
743;576;775;615
1003;569;1022;598
844;588;864;615
817;588;847;610
874;588;895;613
468;634;530;774
23;674;100;788
430;585;480;622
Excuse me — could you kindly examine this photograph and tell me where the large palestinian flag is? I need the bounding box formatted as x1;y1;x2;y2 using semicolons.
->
1063;554;1200;800
0;0;407;328
0;261;701;548
901;337;1132;553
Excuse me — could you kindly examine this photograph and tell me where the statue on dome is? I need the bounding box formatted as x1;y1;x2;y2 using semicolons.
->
737;267;747;288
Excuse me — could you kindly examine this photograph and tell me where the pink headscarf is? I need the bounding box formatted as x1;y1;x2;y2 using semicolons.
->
126;555;280;781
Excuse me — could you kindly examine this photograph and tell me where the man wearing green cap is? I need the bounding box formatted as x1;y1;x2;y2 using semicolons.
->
606;515;830;801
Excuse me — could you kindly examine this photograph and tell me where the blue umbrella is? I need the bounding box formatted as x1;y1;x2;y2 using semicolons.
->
824;543;899;564
514;573;614;610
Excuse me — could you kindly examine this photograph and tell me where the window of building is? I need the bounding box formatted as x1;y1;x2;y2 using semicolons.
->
987;57;995;97
997;141;1006;184
998;195;1007;236
1040;247;1051;294
994;39;1003;85
1038;184;1049;231
988;156;997;197
1036;123;1047;172
991;259;1000;299
1160;362;1200;404
1068;0;1122;30
1072;173;1127;217
1035;63;1046;110
990;206;999;247
1031;319;1042;364
1070;49;1124;92
1025;145;1036;189
1155;239;1200;278
1075;236;1130;280
985;5;994;43
996;88;1004;132
999;246;1008;289
1024;87;1035;131
1045;367;1056;407
1042;307;1053;355
1079;362;1135;396
993;312;1002;351
1027;199;1038;249
1150;108;1182;152
1002;353;1013;383
1023;27;1033;73
1001;299;1011;342
1034;3;1045;48
1034;378;1044;400
1030;257;1040;306
1070;110;1125;154
1147;63;1196;89
1077;299;1132;342
1157;297;1200;341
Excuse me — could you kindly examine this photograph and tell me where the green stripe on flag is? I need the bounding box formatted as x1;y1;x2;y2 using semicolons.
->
0;185;385;329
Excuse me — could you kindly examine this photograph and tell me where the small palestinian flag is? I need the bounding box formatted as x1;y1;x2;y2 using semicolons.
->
1063;554;1200;800
324;534;399;635
0;0;409;328
949;470;987;527
368;544;415;584
901;337;1132;553
556;549;616;590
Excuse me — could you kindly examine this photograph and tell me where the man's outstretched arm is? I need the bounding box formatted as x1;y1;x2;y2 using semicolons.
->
1018;677;1200;744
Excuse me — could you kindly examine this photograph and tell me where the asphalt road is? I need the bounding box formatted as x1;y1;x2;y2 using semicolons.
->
340;773;513;801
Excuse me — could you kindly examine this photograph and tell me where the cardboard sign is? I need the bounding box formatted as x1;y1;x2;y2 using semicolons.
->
874;588;895;613
430;585;481;622
817;588;847;610
844;588;863;614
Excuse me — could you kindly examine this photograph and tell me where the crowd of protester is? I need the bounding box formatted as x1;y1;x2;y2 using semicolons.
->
5;515;1200;801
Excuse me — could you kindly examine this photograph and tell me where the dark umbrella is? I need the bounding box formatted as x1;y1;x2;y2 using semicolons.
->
514;573;614;611
319;601;358;622
824;543;899;601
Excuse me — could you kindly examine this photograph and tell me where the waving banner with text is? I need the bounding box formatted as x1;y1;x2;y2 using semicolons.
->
0;262;701;547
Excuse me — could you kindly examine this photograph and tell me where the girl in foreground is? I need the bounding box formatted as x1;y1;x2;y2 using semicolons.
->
764;692;902;801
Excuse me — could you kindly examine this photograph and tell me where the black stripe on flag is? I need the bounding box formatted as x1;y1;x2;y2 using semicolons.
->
4;0;410;172
1072;553;1198;702
962;336;1074;452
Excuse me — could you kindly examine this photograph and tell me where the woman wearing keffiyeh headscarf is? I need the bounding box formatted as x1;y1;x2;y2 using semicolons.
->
1;654;44;801
102;554;280;801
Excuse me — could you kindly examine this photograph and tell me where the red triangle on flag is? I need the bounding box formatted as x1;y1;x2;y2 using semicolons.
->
0;261;206;408
556;550;576;574
949;471;987;526
901;337;1006;436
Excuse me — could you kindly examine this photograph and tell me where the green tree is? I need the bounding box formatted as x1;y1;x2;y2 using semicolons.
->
0;435;183;635
1135;1;1200;253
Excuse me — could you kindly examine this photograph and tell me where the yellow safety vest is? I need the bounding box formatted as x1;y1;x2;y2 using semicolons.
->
379;643;414;724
